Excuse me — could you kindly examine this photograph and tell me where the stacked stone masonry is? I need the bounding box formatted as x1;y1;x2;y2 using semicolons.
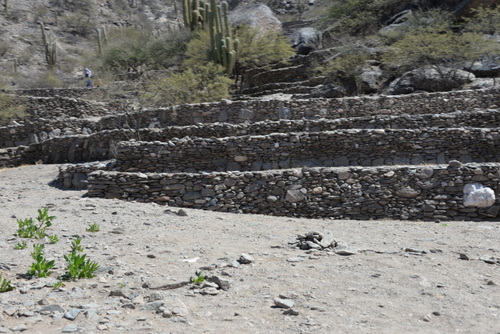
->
86;163;500;221
1;87;498;149
3;87;500;221
20;109;500;165
112;128;500;173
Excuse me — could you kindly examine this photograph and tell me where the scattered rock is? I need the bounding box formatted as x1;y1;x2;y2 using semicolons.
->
238;253;254;264
274;297;294;309
10;324;27;332
206;276;230;291
63;308;80;321
459;253;470;260
479;256;498;264
61;324;79;333
283;308;300;316
177;209;188;216
292;231;337;250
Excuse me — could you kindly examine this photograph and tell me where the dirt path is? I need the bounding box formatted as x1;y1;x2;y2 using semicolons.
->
0;164;498;333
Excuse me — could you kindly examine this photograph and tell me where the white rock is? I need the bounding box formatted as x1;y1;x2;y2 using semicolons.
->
463;183;495;208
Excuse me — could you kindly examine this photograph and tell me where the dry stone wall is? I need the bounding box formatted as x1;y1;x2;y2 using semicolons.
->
0;95;116;147
86;162;500;221
1;87;497;149
18;109;499;165
113;128;500;173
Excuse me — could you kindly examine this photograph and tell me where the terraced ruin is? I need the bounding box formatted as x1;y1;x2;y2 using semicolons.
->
1;87;499;221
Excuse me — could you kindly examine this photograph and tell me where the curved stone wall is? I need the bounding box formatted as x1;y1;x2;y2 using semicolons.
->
86;162;500;221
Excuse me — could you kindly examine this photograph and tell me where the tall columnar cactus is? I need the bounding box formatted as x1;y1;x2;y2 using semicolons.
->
183;0;208;30
40;22;57;70
4;0;7;13
182;0;238;74
207;0;238;74
97;26;108;56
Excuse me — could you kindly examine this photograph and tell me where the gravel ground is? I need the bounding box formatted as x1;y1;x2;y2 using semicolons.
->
0;164;499;334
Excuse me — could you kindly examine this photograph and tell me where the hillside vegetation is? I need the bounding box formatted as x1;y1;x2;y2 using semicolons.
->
0;0;498;111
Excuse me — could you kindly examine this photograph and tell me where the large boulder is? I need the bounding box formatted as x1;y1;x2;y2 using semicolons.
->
386;67;476;94
290;27;321;55
360;64;384;94
465;54;500;77
229;4;282;33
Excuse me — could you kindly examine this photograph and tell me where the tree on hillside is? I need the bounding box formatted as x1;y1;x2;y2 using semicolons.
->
382;29;499;81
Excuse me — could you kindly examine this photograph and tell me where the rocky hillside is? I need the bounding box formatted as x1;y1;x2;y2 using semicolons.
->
0;0;498;96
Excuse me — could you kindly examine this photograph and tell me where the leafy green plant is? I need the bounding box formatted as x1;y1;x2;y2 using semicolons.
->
190;271;206;285
48;235;59;244
26;244;55;278
14;241;27;250
52;280;64;289
61;237;100;280
86;223;100;232
16;208;55;239
0;273;14;293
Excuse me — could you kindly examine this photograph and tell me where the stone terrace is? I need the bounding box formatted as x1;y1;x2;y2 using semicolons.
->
2;87;499;221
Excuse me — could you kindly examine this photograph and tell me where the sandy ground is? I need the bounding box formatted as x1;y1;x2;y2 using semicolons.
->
0;164;499;334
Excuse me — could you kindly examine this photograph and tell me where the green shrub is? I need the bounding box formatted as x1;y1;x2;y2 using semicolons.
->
383;30;500;77
463;6;500;35
0;92;26;126
183;25;295;85
379;8;456;44
61;13;94;37
99;27;191;79
326;0;410;36
142;62;233;107
319;42;370;94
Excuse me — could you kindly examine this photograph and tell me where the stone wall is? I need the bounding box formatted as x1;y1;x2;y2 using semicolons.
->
15;108;500;165
86;162;500;221
0;95;117;147
1;87;497;149
112;128;500;173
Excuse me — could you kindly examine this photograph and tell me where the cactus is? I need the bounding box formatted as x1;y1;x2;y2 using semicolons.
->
97;26;108;56
4;0;7;13
182;0;239;74
13;57;17;73
40;22;57;70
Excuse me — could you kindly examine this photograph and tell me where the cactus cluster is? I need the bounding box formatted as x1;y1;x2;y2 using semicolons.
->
40;22;57;70
182;0;238;75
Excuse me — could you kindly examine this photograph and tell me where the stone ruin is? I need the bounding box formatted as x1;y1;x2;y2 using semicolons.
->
1;86;499;221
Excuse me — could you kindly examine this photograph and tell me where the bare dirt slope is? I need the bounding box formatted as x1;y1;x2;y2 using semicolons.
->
0;164;499;333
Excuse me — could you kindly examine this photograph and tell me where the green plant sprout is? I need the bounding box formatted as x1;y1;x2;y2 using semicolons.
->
61;237;100;280
16;207;55;239
14;241;27;249
48;235;59;244
26;244;55;278
86;223;100;232
190;271;206;285
0;273;15;293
